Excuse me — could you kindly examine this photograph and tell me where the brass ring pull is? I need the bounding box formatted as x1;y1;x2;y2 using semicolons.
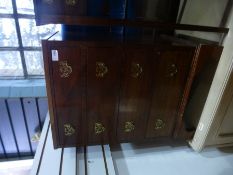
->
131;62;143;78
154;119;165;130
31;132;41;142
124;121;135;133
168;64;178;77
95;122;105;134
43;0;54;4
96;62;108;78
65;0;77;6
64;124;75;136
59;61;72;78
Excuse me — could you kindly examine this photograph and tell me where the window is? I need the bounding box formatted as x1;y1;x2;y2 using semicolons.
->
0;0;61;79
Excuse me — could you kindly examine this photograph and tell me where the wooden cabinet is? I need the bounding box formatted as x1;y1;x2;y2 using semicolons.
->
42;38;222;148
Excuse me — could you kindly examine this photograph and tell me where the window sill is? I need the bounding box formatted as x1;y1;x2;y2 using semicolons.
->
0;79;46;98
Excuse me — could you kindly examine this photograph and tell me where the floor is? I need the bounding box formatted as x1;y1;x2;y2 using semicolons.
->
0;159;33;175
1;144;233;175
111;143;233;175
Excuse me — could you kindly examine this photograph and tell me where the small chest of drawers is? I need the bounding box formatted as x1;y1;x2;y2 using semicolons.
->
42;33;222;148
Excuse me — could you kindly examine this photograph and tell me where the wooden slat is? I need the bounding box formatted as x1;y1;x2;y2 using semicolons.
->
30;115;50;175
23;98;41;152
61;148;76;175
37;127;62;175
86;145;107;175
103;145;116;175
77;147;86;175
0;99;18;157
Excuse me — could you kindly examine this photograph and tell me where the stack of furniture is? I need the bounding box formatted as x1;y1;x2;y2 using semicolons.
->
33;0;228;148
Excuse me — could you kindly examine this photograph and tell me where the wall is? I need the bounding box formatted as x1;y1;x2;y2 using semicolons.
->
190;6;233;151
178;0;228;41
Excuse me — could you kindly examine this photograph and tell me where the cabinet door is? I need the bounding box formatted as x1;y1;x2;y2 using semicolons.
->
117;47;153;142
146;46;195;138
45;44;85;147
86;47;122;144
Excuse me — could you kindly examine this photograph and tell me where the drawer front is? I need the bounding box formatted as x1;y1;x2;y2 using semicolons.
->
35;0;86;16
86;47;122;144
117;47;153;142
36;0;63;15
63;0;87;16
146;47;195;138
48;45;85;147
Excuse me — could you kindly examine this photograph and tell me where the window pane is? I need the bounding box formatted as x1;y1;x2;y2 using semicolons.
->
0;51;23;77
0;18;19;47
19;19;61;47
0;1;13;14
16;0;34;14
24;51;44;75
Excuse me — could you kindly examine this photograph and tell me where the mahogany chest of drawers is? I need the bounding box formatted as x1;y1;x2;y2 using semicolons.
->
42;33;222;148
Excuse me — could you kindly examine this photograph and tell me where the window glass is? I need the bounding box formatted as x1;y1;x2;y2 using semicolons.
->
16;0;34;15
19;19;61;47
0;51;23;76
24;51;44;75
0;1;13;14
0;18;19;47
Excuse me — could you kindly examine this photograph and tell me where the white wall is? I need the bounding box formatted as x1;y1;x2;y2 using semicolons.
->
190;6;233;151
178;0;228;41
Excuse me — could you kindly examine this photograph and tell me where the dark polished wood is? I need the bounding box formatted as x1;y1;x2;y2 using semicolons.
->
35;15;229;34
43;39;223;148
146;46;194;138
117;46;153;142
86;46;122;145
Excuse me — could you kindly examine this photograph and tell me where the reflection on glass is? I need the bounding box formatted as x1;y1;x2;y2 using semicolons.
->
0;51;23;76
19;19;61;47
0;1;13;14
16;0;34;14
24;51;44;75
0;18;19;47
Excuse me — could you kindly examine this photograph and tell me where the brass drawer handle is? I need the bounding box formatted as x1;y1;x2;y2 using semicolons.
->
96;62;108;78
59;61;72;78
65;0;77;6
168;64;178;77
43;0;54;4
154;119;165;130
31;132;41;142
131;62;143;78
124;121;135;132
95;122;105;134
64;124;75;136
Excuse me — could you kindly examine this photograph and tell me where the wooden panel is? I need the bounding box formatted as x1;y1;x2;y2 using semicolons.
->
86;145;106;175
61;148;76;175
37;127;62;175
86;47;122;144
30;115;50;175
37;98;49;125
76;147;86;175
49;45;85;147
146;46;194;138
0;99;18;157
23;98;41;152
0;135;5;159
7;99;32;156
117;47;152;141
